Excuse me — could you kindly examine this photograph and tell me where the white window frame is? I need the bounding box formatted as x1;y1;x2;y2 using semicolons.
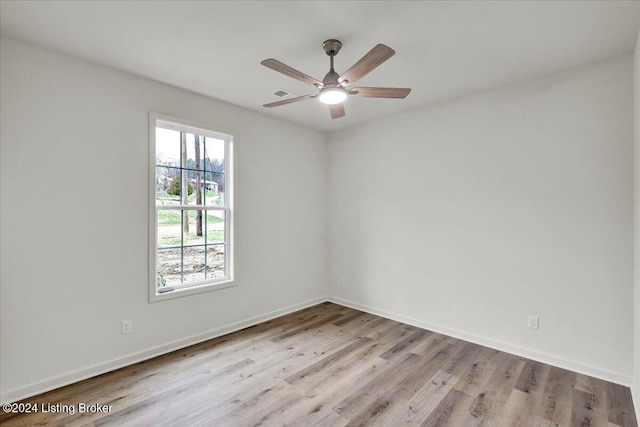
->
149;112;235;302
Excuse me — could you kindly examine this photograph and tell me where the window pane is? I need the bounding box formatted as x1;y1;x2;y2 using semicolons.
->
186;170;208;207
183;209;206;246
200;171;225;206
156;128;180;165
205;210;225;244
156;246;209;287
157;210;182;248
157;248;183;288
182;245;207;284
207;245;225;278
156;166;181;205
184;133;206;172
203;137;225;174
178;168;191;205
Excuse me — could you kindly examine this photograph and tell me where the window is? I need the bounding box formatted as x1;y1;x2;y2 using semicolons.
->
149;113;234;302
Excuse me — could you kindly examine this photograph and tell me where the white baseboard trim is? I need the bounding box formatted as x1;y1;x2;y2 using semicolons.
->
0;296;328;404
327;296;633;387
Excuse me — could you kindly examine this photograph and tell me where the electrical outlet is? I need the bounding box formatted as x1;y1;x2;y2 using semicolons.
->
121;320;132;335
528;315;539;330
338;277;345;288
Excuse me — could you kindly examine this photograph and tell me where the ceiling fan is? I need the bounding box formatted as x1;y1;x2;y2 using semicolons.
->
261;39;411;119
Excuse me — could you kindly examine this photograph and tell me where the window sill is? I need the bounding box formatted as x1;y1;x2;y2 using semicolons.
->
149;279;236;303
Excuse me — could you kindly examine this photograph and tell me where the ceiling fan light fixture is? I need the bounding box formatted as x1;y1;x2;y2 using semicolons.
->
318;87;348;105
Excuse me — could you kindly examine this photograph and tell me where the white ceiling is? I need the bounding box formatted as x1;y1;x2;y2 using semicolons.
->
1;1;640;133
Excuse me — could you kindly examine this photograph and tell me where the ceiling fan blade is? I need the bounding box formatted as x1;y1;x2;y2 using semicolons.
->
339;44;395;85
263;94;314;108
261;59;322;87
329;103;345;119
351;87;411;98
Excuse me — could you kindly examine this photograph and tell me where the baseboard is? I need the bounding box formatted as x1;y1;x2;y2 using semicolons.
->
0;296;328;404
327;296;633;387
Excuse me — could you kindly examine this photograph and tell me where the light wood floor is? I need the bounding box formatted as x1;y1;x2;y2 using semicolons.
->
1;302;637;426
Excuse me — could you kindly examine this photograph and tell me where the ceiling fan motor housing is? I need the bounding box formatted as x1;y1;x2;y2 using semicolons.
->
323;69;341;87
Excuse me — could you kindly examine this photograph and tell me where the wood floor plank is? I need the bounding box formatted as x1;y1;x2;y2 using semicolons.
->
411;332;456;357
465;353;527;426
407;371;461;424
468;390;502;424
270;313;345;342
443;341;484;377
332;352;424;419
284;337;373;385
572;388;608;427
235;390;302;426
93;358;255;427
531;415;564;427
374;370;461;426
420;388;471;427
536;366;577;426
575;374;610;397
483;353;527;403
335;313;385;334
331;310;369;327
379;329;432;361
289;327;403;395
1;303;636;427
109;324;344;424
342;390;398;427
391;342;460;402
453;347;504;396
286;340;393;401
515;360;550;395
343;333;455;410
497;389;538;427
605;381;638;427
286;409;349;427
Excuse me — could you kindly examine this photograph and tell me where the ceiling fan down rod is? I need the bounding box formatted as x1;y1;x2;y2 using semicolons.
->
323;39;343;81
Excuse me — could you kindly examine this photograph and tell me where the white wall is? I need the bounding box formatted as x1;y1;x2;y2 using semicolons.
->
328;55;634;384
633;30;640;417
0;37;328;402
